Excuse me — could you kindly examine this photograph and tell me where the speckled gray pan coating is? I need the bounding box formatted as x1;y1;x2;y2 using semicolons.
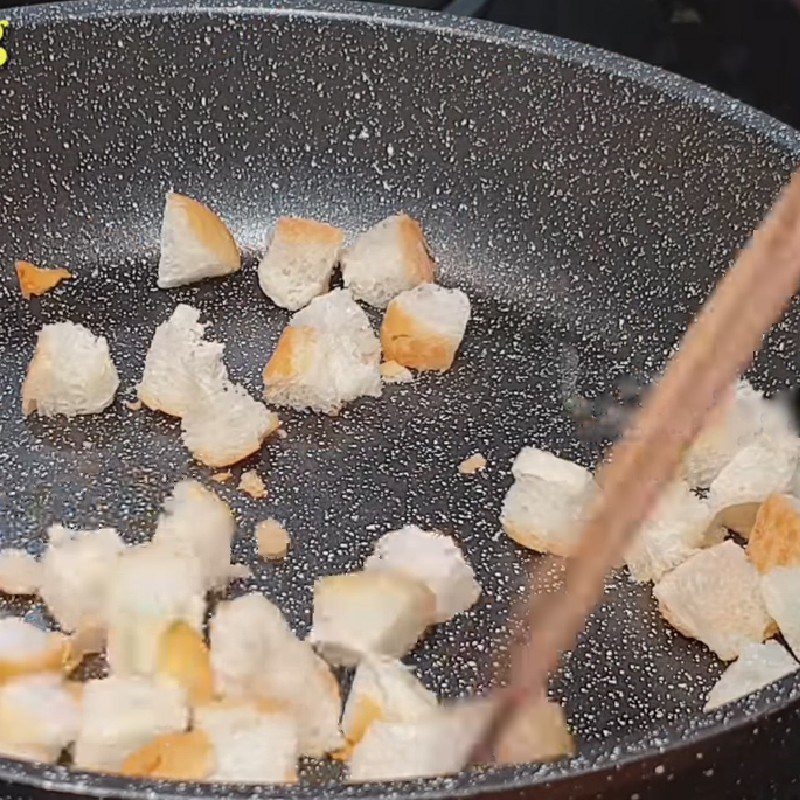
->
1;1;800;798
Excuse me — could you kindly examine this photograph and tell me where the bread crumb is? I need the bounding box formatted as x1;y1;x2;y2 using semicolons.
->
211;471;233;484
380;361;414;384
124;399;142;411
15;260;72;299
277;429;288;440
239;470;267;499
458;453;487;475
256;519;291;560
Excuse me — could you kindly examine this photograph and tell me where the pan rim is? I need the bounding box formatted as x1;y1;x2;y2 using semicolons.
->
3;0;800;797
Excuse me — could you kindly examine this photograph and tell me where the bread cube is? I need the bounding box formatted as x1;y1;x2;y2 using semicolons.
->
209;593;343;757
364;526;480;622
263;288;382;415
258;216;345;310
195;703;299;783
748;494;800;573
158;192;240;288
761;566;800;659
0;618;65;682
341;214;435;308
501;447;595;556
704;640;798;711
121;730;213;780
0;550;41;595
0;674;80;762
310;571;435;667
493;697;575;766
653;541;774;661
153;480;237;591
39;525;124;640
381;284;470;372
73;676;188;771
138;304;228;417
22;322;119;417
625;482;724;583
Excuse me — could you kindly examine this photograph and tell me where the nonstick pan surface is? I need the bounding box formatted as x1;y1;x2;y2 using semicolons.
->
2;2;800;798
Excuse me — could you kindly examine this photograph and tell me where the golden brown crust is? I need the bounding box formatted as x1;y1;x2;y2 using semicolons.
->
15;261;72;299
121;730;214;780
275;217;345;247
748;494;800;573
263;326;317;386
157;622;215;706
0;635;67;683
169;193;239;269
381;304;456;372
396;214;436;284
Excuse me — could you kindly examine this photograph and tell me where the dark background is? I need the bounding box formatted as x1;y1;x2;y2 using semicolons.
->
374;0;800;129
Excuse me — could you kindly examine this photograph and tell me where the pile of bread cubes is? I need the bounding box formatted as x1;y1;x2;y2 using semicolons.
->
2;193;573;783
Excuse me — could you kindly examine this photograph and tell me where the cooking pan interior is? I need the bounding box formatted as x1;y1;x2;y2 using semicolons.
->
2;1;800;797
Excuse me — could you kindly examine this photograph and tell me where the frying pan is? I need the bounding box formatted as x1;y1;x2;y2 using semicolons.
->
2;1;800;798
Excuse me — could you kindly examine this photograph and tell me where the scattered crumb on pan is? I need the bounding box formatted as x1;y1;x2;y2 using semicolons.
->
458;453;487;475
211;472;233;484
239;470;267;499
15;260;73;299
256;519;291;560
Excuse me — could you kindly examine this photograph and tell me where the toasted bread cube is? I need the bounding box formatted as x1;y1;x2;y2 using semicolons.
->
158;192;240;288
195;703;299;783
138;304;228;417
106;545;205;678
181;382;280;467
341;656;437;749
341;214;435;308
22;322;119;417
625;482;724;583
73;676;188;771
760;566;800;659
708;438;800;536
0;618;65;683
0;550;41;595
263;288;382;415
258;217;345;311
0;674;80;762
15;260;72;300
748;494;800;573
39;525;124;640
501;447;595;557
381;284;470;372
121;729;213;780
157;621;215;706
310;572;435;667
704;640;797;711
348;700;490;782
494;697;575;766
209;593;343;756
653;541;774;661
364;526;480;623
152;480;237;592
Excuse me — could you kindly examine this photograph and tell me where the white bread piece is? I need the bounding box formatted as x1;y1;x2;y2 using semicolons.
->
348;700;491;782
309;571;436;667
707;437;800;537
22;322;119;417
157;192;240;289
137;304;228;417
152;480;237;592
761;566;800;659
625;482;725;583
0;674;80;762
653;541;774;661
258;216;345;311
341;656;437;748
195;703;299;783
493;697;575;766
209;593;343;756
39;525;124;639
381;284;471;372
263;288;382;415
704;640;798;711
364;526;480;623
682;381;794;489
500;447;595;557
0;618;65;681
105;544;205;678
181;382;280;467
341;214;436;308
0;550;41;595
73;675;188;771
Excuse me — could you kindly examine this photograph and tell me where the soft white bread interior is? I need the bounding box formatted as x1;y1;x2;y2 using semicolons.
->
0;617;65;681
258;217;345;311
0;550;42;596
760;566;800;659
22;322;119;417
